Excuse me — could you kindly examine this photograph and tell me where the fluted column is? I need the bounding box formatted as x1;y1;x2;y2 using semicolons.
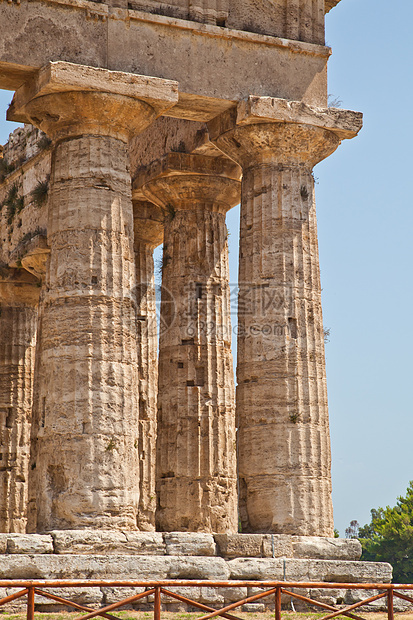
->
210;97;362;535
8;61;178;531
0;268;39;533
133;200;164;531
137;153;240;532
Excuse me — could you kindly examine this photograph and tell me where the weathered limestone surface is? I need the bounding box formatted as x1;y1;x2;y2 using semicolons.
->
0;1;330;113
0;552;392;611
136;153;240;533
133;200;164;532
226;0;325;44
164;532;217;556
227;558;391;583
51;530;165;555
215;533;293;558
209;98;362;536
128;0;331;42
0;531;362;560
0;553;231;580
0;0;364;560
7;62;178;532
291;536;362;560
0;269;39;533
0;127;50;268
3;533;53;554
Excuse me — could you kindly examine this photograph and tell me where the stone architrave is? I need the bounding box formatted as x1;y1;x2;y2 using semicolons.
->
209;97;362;536
132;198;164;531
0;268;40;533
135;153;241;533
7;61;178;532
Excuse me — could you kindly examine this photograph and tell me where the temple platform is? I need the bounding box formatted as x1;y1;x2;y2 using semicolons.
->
0;531;397;612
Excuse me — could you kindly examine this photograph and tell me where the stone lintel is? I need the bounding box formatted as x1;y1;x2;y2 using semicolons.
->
209;96;363;142
8;62;179;124
0;4;330;115
133;152;241;197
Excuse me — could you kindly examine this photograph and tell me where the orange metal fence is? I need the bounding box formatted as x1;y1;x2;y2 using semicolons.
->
0;580;412;620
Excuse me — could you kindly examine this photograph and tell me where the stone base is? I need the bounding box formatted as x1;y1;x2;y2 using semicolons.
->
0;531;396;612
0;531;364;560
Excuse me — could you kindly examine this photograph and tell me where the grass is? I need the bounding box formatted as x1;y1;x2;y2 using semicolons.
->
31;177;49;207
0;182;24;225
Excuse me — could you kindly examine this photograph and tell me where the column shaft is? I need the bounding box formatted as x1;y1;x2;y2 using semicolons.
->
237;162;332;535
158;209;236;532
0;274;39;533
209;105;363;535
137;154;240;532
32;135;140;530
7;63;178;531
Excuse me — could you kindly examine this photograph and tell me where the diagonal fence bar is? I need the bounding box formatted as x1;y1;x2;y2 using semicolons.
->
34;589;121;620
160;588;243;620
196;587;279;620
281;588;365;620
394;591;413;605
317;591;387;620
0;589;28;608
72;588;157;620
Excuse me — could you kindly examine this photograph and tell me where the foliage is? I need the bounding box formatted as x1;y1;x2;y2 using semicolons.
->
164;203;176;222
328;94;343;108
0;182;24;225
333;528;340;538
359;481;413;583
31;176;49;207
37;135;52;151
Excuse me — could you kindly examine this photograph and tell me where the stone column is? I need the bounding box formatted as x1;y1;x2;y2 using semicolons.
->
209;98;362;536
133;199;164;531
136;153;240;533
0;268;39;533
8;61;178;531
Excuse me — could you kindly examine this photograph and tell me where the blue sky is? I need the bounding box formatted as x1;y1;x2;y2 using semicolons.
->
1;0;412;536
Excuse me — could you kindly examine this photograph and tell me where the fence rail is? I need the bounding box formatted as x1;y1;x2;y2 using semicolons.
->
0;580;412;620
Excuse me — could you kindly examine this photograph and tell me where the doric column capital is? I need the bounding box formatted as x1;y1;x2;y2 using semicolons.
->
208;96;363;169
7;62;178;142
0;267;40;306
133;152;241;214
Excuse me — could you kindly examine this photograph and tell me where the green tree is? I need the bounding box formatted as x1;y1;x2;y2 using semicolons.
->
359;481;413;583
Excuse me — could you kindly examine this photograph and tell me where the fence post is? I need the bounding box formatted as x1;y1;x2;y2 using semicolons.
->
27;587;35;620
387;588;394;620
275;586;282;620
154;586;161;620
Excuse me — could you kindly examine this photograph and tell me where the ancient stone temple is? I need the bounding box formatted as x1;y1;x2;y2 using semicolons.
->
0;0;392;601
